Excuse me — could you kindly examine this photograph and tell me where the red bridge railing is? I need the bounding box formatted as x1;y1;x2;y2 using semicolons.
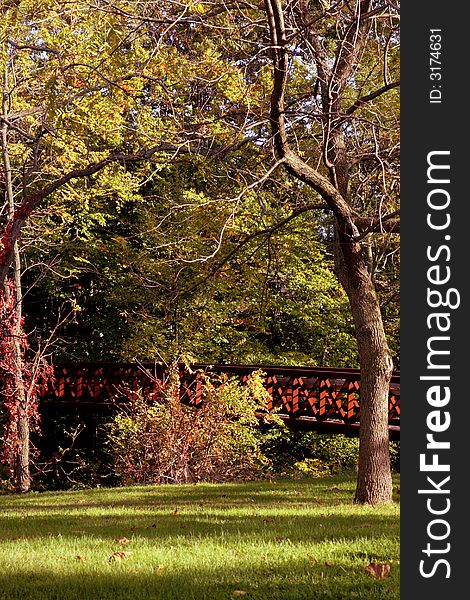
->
39;362;400;439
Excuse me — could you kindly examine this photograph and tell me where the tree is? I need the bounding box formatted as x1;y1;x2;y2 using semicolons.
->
0;0;280;489
0;0;224;490
262;0;399;503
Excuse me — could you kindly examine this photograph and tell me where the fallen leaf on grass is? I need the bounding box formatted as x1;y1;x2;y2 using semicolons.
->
171;508;179;516
307;553;316;563
116;537;130;545
365;563;391;579
324;562;333;567
109;551;132;562
233;591;247;597
75;555;87;561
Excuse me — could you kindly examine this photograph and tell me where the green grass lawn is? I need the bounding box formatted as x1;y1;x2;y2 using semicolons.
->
0;474;399;600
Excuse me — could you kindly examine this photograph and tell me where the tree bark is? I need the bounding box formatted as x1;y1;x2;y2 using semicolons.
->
13;374;31;494
335;229;393;504
11;250;30;493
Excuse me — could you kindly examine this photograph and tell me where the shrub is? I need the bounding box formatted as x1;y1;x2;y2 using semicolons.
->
31;415;113;490
261;428;400;474
304;431;359;471
105;363;278;484
291;457;331;477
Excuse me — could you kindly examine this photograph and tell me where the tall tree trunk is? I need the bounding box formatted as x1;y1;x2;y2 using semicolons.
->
13;365;31;494
1;62;31;493
10;244;30;493
330;121;393;503
335;232;393;504
0;265;30;493
264;0;396;504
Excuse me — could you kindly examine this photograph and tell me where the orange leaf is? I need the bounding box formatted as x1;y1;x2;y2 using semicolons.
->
116;537;130;545
365;563;391;579
75;555;87;561
109;551;131;562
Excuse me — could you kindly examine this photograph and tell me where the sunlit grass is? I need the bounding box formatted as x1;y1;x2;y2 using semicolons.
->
0;474;399;600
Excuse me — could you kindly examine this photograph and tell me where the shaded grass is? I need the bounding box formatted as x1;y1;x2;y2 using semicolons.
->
0;474;399;600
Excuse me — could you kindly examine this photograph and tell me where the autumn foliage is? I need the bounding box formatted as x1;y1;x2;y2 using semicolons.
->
0;280;52;487
106;363;278;485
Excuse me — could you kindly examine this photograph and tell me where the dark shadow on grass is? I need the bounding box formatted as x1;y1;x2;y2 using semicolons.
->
1;475;392;512
0;508;398;546
0;555;400;600
0;477;399;546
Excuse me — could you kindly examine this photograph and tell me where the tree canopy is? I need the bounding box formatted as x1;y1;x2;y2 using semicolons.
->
1;0;400;501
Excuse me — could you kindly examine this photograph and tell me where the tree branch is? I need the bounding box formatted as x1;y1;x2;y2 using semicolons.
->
346;80;400;115
179;201;329;298
355;210;400;237
0;138;246;284
264;0;357;229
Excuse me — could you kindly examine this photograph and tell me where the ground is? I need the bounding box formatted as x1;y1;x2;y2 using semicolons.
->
0;474;399;600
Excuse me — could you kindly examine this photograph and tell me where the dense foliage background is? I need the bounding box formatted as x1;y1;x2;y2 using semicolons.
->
1;1;400;494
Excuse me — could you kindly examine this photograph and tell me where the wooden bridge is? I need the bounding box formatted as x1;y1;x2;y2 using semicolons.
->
39;362;400;440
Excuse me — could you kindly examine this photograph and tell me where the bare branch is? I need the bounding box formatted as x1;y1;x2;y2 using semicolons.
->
264;0;358;228
180;201;329;298
355;210;400;237
346;80;400;115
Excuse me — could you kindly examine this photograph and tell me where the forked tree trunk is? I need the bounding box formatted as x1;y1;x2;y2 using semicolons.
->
263;0;396;504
